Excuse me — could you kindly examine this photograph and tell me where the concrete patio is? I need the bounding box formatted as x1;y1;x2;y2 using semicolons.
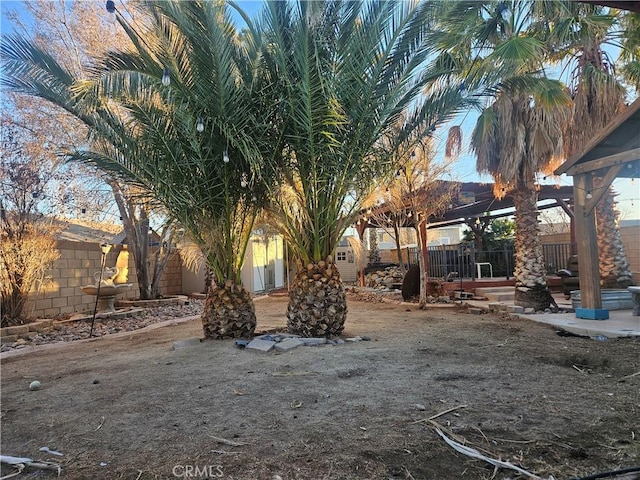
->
466;290;640;339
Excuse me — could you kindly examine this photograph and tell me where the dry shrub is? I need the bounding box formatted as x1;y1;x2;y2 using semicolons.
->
0;218;60;326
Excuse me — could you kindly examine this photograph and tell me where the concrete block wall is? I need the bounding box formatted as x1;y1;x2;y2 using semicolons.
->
620;225;640;283
25;240;105;319
25;241;183;319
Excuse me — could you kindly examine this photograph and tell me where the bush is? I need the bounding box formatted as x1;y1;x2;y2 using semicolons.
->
0;217;60;326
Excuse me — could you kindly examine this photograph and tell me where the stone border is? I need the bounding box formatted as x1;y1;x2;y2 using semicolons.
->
0;319;55;345
115;295;189;308
0;315;202;360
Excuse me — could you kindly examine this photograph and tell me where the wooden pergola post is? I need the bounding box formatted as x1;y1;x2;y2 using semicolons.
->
572;173;605;318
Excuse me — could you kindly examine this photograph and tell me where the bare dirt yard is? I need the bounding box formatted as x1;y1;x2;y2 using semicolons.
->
1;294;639;480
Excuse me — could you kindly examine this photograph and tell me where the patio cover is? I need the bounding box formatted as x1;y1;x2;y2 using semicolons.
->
554;98;640;317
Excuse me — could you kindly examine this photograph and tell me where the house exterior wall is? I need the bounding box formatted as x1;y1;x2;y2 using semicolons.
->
24;241;182;319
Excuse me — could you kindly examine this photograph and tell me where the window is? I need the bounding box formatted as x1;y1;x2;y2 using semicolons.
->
337;251;347;261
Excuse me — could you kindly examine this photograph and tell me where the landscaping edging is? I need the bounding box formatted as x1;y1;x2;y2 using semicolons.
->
0;319;55;344
116;295;189;308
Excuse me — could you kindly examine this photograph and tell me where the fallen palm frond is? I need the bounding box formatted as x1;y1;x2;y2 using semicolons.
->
431;425;552;480
0;455;61;478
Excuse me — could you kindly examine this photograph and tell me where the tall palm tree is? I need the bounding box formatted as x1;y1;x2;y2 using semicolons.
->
542;0;636;288
433;1;572;310
256;0;467;336
1;1;276;338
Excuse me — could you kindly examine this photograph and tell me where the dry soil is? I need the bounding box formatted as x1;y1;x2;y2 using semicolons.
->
1;294;639;480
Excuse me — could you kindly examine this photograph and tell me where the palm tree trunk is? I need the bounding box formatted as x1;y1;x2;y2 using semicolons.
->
202;280;256;339
287;259;347;337
595;183;634;288
512;187;556;310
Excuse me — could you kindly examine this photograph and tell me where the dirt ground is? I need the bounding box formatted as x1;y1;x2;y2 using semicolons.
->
1;294;639;480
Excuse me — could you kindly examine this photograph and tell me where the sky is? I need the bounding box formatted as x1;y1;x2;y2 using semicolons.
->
1;0;639;221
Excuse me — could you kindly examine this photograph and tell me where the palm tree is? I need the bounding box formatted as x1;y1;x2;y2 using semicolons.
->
542;0;636;288
433;1;572;310
256;0;467;336
1;1;276;338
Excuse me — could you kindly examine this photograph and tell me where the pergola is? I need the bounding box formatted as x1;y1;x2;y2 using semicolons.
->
554;98;640;318
358;181;574;230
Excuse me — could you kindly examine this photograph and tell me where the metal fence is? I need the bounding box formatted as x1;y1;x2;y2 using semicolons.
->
406;242;576;280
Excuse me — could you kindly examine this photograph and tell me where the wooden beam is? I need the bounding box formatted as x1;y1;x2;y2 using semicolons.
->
556;198;574;219
557;98;640;175
584;164;624;215
566;148;640;176
573;174;601;310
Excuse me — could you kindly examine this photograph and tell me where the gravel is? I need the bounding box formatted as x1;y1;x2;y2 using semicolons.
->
1;300;204;353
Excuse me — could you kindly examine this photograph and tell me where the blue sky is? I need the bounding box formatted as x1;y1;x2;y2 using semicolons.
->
2;0;638;220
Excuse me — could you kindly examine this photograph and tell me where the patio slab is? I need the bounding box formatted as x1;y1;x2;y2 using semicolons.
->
467;292;640;339
516;309;640;338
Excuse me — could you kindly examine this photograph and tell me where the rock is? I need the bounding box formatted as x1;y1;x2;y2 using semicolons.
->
246;338;276;352
274;338;305;352
300;337;326;346
345;337;362;342
29;381;41;391
235;339;250;348
414;404;426;411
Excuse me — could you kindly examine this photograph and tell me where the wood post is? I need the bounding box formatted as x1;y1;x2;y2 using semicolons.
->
573;173;602;310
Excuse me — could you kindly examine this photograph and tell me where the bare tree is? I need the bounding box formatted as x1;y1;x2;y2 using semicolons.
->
363;139;458;308
0;122;60;325
3;1;176;300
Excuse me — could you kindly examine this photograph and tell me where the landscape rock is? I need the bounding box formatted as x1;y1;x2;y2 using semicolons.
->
246;338;276;352
1;300;205;353
274;338;305;352
300;337;326;346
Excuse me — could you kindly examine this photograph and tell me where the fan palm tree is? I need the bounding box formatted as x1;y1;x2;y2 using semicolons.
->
541;0;636;288
257;0;467;336
1;1;276;338
433;1;572;310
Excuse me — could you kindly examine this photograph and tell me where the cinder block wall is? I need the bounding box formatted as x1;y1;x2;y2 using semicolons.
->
620;225;640;283
25;241;183;319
